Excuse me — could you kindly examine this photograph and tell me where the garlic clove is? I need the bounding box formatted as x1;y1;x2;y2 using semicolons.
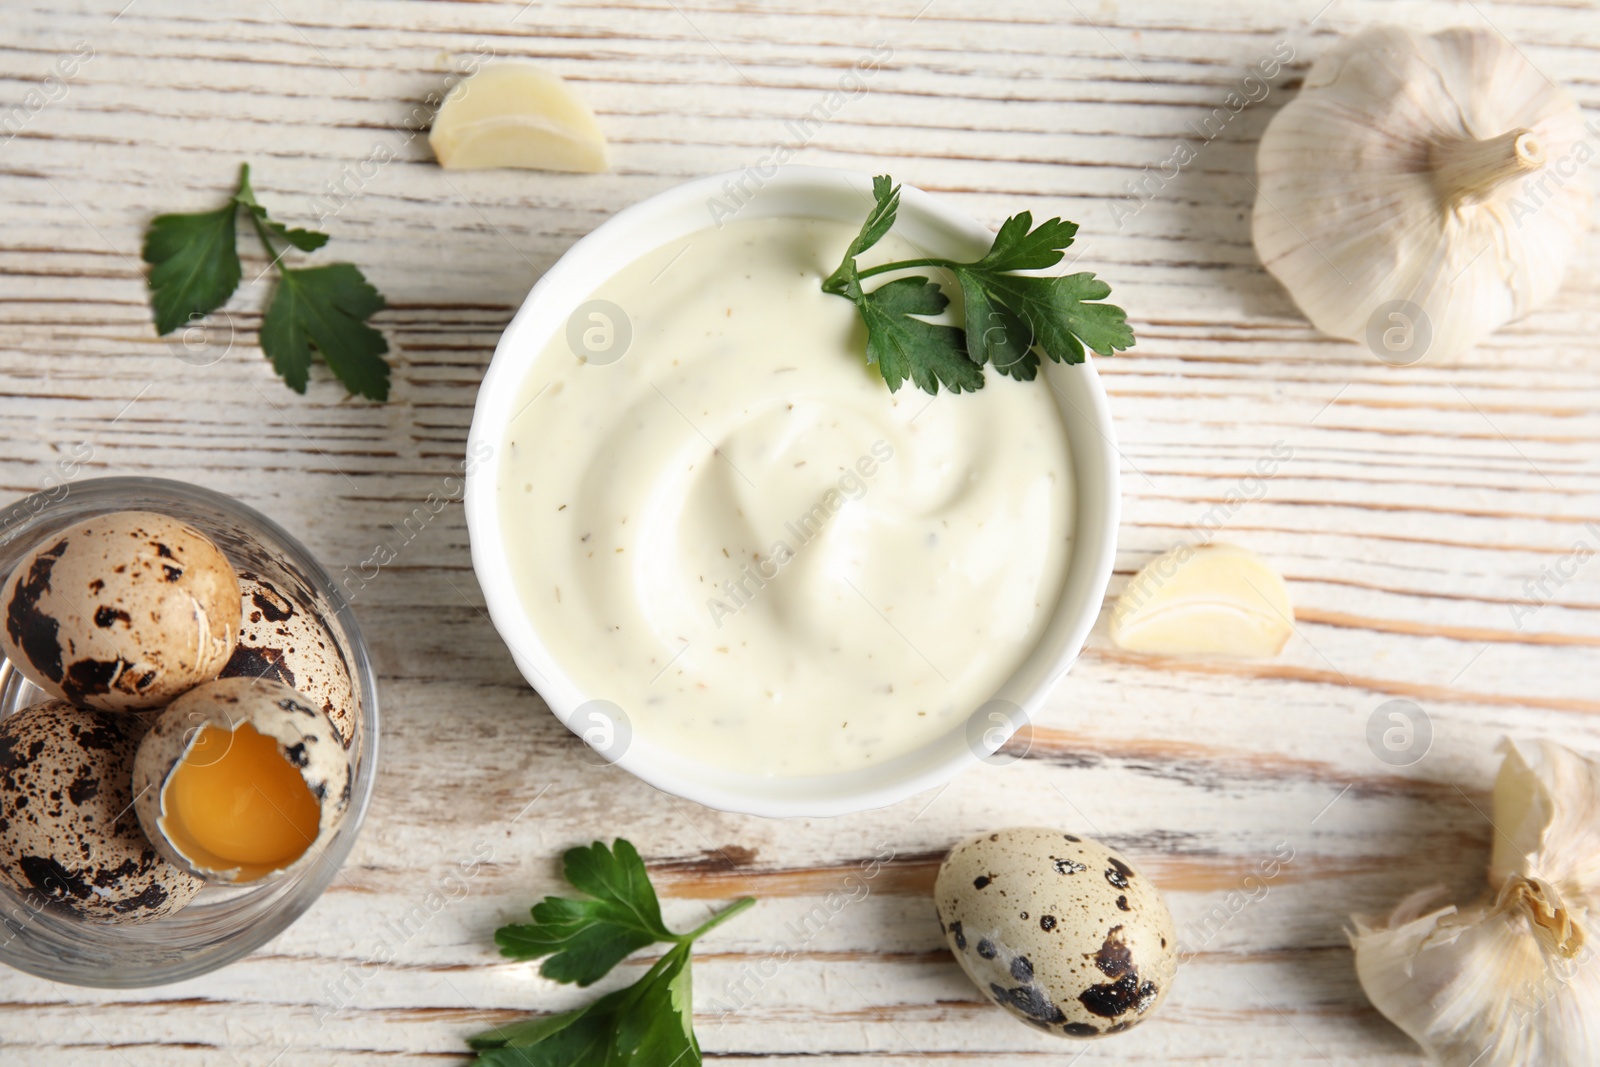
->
1252;25;1593;362
1108;543;1293;657
1351;876;1599;1067
1490;739;1600;906
429;62;608;173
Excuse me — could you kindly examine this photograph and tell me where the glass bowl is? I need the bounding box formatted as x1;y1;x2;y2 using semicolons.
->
0;477;379;987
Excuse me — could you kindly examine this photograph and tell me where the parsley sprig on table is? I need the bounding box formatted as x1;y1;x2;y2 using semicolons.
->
469;839;755;1066
822;175;1135;395
142;163;391;401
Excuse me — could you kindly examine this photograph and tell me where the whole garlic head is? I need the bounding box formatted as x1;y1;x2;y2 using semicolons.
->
1253;25;1593;363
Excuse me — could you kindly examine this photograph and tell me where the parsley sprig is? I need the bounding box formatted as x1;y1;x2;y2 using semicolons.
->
822;175;1134;395
470;839;755;1066
142;164;391;401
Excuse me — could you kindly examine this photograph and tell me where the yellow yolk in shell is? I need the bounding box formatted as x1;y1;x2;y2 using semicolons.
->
160;723;320;878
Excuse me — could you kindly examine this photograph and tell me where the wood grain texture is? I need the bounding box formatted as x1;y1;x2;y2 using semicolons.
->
2;0;1599;1061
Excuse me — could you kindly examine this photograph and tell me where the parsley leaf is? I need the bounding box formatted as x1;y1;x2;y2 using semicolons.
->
472;839;753;1067
972;210;1079;273
143;202;241;336
261;264;390;401
236;166;330;253
472;945;699;1066
822;174;901;294
142;163;390;400
822;175;1134;395
961;269;1130;380
859;277;982;394
495;839;677;986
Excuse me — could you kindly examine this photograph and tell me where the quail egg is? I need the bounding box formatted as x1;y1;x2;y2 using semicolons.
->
0;700;203;923
935;827;1178;1039
218;573;356;745
132;677;350;884
0;511;240;711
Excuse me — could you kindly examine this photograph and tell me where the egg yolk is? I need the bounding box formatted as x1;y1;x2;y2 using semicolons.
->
160;723;321;879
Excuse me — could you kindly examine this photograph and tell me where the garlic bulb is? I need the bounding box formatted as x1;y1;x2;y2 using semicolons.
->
1352;738;1600;1066
1351;877;1598;1066
1490;739;1600;906
1253;25;1593;362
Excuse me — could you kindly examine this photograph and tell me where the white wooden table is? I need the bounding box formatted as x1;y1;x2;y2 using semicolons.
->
3;0;1599;1062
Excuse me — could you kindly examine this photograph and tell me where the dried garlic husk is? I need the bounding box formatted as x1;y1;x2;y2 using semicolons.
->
1351;877;1598;1066
1253;25;1593;361
429;62;608;172
1109;543;1293;657
1490;739;1600;905
1352;739;1600;1066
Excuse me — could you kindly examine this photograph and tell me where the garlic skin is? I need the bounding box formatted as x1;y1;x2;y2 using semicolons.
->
1490;739;1600;906
1253;25;1592;361
1352;739;1600;1066
1351;878;1598;1067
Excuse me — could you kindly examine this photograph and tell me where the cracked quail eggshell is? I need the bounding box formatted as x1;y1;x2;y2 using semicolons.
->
0;511;240;711
935;827;1177;1039
218;573;356;745
0;699;202;924
132;677;351;884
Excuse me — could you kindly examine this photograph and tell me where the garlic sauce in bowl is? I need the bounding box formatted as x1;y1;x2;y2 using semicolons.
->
465;168;1119;816
498;218;1070;777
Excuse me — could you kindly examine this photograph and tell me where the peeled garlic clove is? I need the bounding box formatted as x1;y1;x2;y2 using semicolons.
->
1490;739;1600;904
1351;876;1598;1066
1253;25;1593;361
1109;543;1293;657
429;62;608;173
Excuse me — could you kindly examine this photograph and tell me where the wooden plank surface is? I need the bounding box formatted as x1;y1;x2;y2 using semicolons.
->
3;0;1600;1061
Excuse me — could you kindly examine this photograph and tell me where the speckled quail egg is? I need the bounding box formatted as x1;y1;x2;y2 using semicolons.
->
133;677;351;885
0;700;203;924
0;511;240;711
218;573;356;745
935;827;1178;1039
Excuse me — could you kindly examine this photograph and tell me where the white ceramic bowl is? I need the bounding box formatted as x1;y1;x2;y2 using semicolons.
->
464;166;1120;817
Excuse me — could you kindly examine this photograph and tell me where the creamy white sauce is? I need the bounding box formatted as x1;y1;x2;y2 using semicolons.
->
498;217;1072;776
